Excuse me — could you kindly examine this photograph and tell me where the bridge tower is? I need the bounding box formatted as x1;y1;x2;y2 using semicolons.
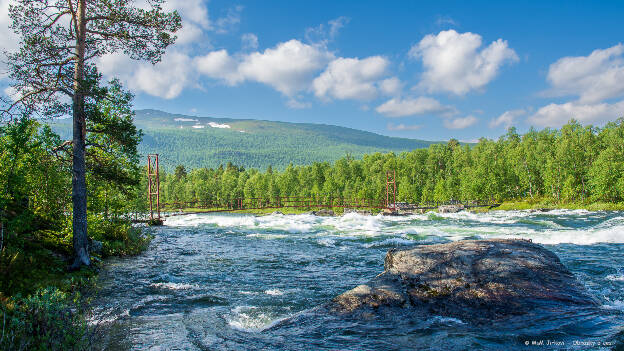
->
386;170;396;210
147;154;161;224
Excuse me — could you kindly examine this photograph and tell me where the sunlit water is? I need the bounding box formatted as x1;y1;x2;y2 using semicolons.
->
93;210;624;350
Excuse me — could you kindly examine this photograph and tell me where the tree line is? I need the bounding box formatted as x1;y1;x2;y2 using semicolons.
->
158;119;624;207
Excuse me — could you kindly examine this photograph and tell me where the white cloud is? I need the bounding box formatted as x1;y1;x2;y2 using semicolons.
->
379;77;403;96
387;123;421;131
313;56;389;101
162;0;210;28
159;0;211;45
99;51;195;99
528;100;624;128
240;39;334;96
410;30;518;95
443;116;478;129
194;49;243;85
196;40;333;98
3;86;20;102
241;33;259;50
546;44;624;104
0;0;20;76
489;109;525;128
375;97;456;117
101;39;333;100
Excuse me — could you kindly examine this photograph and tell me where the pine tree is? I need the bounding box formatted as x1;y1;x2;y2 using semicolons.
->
1;0;181;269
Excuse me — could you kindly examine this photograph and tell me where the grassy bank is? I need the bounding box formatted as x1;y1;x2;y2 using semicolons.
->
0;218;151;350
496;199;624;211
167;200;624;217
166;206;385;216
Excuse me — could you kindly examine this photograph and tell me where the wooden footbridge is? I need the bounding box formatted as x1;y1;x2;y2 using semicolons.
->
144;154;499;224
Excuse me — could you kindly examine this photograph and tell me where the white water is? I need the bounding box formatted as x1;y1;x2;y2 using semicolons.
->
164;210;624;245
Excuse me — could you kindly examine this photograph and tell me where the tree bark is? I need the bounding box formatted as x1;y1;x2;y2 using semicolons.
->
70;0;90;270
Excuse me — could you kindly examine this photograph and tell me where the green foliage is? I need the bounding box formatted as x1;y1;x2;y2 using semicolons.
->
156;119;624;208
0;288;88;351
88;215;151;257
0;117;69;239
86;79;143;191
1;89;149;298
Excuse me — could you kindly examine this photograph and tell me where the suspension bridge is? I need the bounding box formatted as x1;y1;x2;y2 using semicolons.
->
144;154;499;224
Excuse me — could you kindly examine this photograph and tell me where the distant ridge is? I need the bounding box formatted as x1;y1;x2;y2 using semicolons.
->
53;109;439;170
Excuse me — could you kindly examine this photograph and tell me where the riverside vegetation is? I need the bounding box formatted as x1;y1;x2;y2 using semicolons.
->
1;0;180;349
0;97;149;350
158;118;624;212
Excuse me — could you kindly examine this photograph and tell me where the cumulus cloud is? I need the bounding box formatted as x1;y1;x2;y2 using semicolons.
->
489;109;525;128
158;0;212;45
528;100;624;128
410;30;518;95
101;39;334;99
375;97;456;117
239;40;334;96
387;123;421;131
443;115;478;129
545;44;624;104
195;40;333;97
313;56;389;101
195;49;243;85
98;51;195;99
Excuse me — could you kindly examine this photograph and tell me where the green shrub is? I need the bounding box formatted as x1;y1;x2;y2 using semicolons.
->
88;215;151;257
0;288;88;351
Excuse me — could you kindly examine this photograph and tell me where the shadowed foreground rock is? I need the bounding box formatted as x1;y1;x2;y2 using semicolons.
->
326;239;597;324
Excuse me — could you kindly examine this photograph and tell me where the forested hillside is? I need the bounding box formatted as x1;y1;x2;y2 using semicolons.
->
53;109;437;170
158;119;624;206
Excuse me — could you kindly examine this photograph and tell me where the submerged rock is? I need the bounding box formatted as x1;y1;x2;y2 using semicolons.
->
312;209;335;216
437;204;465;213
326;239;597;324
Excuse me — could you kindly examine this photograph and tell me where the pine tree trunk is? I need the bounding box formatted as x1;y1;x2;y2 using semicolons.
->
70;0;90;270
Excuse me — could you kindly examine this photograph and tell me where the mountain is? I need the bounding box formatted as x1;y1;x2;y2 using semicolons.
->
52;109;439;170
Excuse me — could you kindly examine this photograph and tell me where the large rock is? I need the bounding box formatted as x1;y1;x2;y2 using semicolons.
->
326;239;597;324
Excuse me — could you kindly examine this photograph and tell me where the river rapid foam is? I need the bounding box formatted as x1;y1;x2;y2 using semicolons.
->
93;209;624;350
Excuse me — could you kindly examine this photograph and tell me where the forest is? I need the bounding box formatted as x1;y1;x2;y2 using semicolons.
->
157;119;624;209
52;109;436;171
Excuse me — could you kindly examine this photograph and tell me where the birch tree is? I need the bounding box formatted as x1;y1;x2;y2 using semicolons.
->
1;0;181;269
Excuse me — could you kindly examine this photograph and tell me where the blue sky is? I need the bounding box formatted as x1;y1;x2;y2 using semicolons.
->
2;0;624;141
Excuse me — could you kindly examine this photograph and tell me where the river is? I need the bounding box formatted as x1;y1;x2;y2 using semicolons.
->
92;210;624;350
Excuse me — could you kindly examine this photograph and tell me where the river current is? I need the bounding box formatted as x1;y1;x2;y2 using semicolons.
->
93;210;624;350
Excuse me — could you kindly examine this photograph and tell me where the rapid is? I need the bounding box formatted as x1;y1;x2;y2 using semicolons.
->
92;210;624;350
